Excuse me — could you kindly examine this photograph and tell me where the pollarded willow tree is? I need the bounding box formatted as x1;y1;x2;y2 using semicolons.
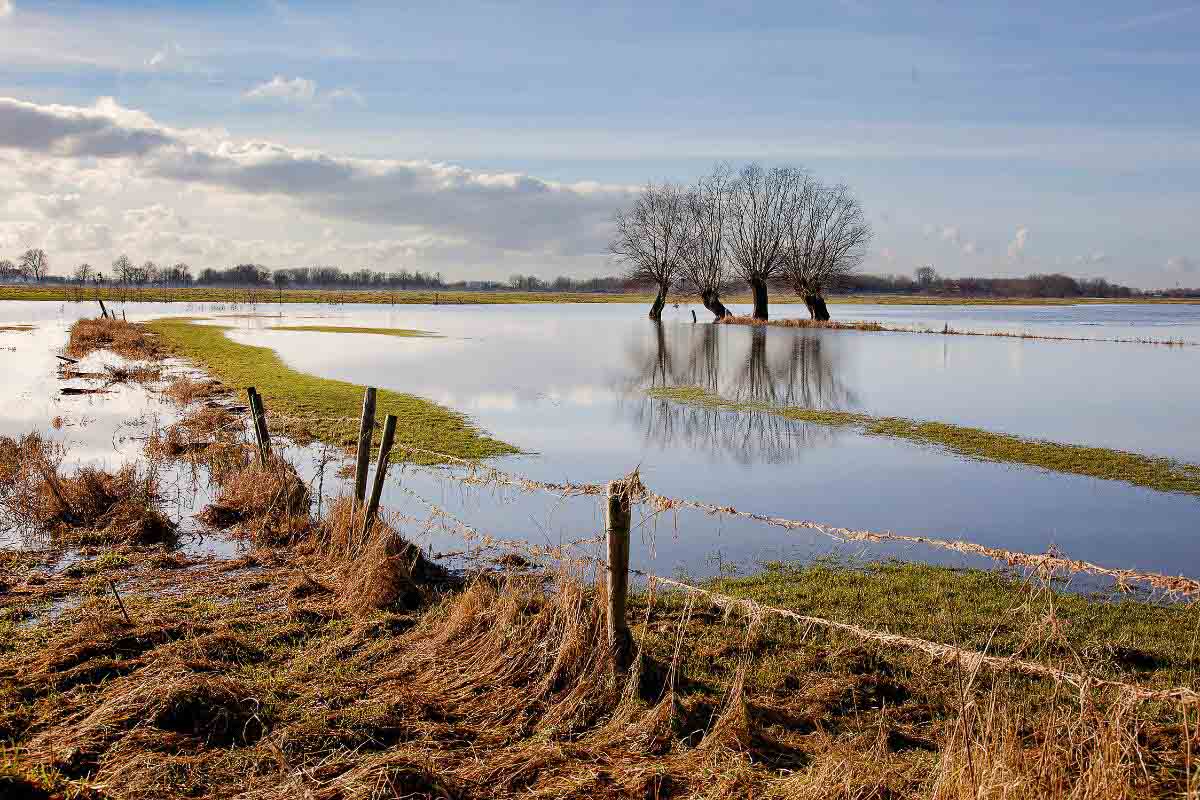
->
610;181;688;321
680;163;734;320
724;163;806;320
781;181;871;321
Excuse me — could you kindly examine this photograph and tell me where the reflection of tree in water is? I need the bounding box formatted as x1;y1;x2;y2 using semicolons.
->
619;322;858;464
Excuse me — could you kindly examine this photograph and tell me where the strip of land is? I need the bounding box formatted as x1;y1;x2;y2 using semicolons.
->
649;385;1200;496
147;317;515;461
2;283;1197;306
718;315;1199;346
269;325;439;337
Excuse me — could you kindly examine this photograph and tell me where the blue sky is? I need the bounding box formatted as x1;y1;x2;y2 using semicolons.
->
1;0;1198;285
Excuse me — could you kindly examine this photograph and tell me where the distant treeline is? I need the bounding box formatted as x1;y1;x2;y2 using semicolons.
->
1;248;1196;298
848;269;1143;299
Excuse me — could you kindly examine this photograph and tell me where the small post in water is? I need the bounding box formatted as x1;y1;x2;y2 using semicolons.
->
246;387;271;464
353;387;378;514
98;298;109;319
606;477;633;672
360;414;397;547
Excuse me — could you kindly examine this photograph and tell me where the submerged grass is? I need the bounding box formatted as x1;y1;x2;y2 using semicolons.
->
269;324;439;337
720;314;1198;346
146;317;515;462
649;385;1200;496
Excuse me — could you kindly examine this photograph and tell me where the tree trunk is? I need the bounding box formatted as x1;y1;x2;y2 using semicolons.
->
701;289;730;320
649;283;669;321
750;279;769;321
804;294;831;321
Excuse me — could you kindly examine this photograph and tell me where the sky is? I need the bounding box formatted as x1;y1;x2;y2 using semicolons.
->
0;0;1198;287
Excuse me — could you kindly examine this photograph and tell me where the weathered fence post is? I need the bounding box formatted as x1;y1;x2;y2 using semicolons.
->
246;387;271;464
98;298;109;319
606;477;633;672
352;387;377;514
360;414;397;546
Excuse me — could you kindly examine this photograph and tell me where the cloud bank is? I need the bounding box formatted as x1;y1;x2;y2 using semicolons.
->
0;95;629;273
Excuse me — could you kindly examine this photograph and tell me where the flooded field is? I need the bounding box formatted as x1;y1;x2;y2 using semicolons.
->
3;298;1198;583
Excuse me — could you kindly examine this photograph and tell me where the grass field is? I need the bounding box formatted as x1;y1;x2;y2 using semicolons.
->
649;385;1200;496
146;317;514;461
1;283;1195;306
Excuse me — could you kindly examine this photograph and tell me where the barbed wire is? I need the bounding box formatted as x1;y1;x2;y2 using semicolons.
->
626;568;1200;707
199;406;1200;598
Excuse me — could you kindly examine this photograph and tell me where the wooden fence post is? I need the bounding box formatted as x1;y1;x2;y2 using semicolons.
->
353;387;377;514
606;477;633;671
98;298;109;319
246;387;271;464
360;414;397;546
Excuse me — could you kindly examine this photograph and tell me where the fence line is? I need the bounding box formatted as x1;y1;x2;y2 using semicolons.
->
392;483;603;567
167;398;1200;709
629;568;1200;707
207;406;1200;597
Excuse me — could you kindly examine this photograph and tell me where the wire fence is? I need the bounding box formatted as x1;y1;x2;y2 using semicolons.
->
193;389;1200;708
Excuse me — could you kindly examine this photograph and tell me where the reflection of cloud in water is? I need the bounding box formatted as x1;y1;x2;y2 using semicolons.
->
619;322;858;464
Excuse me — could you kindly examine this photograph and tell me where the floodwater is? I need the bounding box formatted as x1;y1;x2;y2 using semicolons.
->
2;299;1198;585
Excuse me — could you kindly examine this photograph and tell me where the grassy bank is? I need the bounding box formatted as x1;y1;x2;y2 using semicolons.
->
146;317;514;461
2;283;1195;306
269;325;439;337
649;385;1200;496
3;546;1196;798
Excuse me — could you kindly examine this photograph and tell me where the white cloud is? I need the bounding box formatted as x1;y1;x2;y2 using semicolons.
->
1165;256;1197;273
0;1;12;20
243;76;318;105
1074;251;1108;265
1007;226;1029;260
0;94;630;273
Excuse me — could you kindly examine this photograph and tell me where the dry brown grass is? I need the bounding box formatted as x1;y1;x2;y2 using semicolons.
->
0;432;174;546
101;362;163;385
719;314;888;331
162;375;231;405
4;552;1192;799
197;451;312;545
66;317;162;361
318;497;449;614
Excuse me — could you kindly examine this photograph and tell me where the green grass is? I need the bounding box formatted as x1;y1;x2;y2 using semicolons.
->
649;385;1200;496
657;558;1200;687
147;317;516;462
269;325;439;338
1;284;1194;306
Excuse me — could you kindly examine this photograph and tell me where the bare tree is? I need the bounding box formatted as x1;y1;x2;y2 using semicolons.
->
781;182;871;321
680;164;734;320
0;260;17;282
610;181;687;320
73;263;94;285
112;255;133;285
19;248;49;282
141;261;160;285
724;164;804;320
